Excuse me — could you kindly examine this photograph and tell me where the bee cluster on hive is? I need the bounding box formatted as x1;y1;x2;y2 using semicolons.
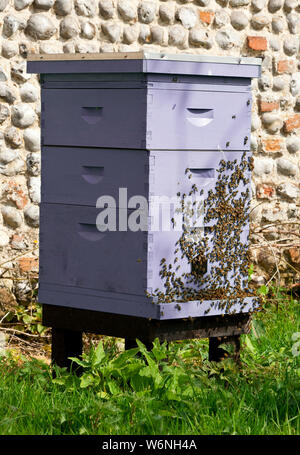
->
147;152;262;315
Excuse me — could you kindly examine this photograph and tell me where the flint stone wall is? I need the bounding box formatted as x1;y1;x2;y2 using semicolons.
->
0;0;299;314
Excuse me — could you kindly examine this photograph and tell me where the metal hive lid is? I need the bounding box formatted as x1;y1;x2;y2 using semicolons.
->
28;50;261;65
27;51;261;78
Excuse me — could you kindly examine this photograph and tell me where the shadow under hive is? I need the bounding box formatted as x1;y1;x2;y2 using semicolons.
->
27;52;261;366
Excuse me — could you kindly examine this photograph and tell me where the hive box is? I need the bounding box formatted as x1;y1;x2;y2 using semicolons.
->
27;52;261;320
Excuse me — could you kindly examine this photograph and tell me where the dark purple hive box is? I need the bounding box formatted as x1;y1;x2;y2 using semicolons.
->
27;51;261;320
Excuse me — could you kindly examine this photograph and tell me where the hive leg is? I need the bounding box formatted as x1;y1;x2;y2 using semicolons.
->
209;335;241;363
51;328;83;374
231;335;241;363
209;336;227;362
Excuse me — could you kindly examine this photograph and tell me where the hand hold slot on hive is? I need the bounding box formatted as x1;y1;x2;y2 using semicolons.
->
186;108;214;127
81;166;104;184
78;223;106;242
189;168;215;178
81;107;103;124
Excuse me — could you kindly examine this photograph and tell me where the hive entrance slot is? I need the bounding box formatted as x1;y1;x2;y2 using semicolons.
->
191;254;208;277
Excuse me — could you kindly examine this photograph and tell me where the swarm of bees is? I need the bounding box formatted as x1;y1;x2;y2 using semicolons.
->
147;151;262;315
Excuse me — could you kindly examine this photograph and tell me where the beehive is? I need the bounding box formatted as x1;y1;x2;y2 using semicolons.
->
27;52;261;321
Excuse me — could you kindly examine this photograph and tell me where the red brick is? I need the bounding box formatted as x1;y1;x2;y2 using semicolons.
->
259;101;279;112
256;184;275;199
199;11;214;24
6;181;28;210
247;36;267;51
263;138;282;152
18;257;38;273
276;60;295;74
284;114;300;132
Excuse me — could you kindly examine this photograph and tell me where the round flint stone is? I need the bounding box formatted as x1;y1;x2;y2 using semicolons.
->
0;103;9;124
168;25;187;47
23;128;40;152
26;14;56;40
75;0;97;17
118;0;137;22
3;15;25;38
230;11;248;30
272;17;284;33
26;153;40;176
34;0;54;9
60;16;80;39
4;126;22;148
268;0;284;12
54;0;72;16
20;83;39;103
11;104;36;128
252;0;266;10
253;157;273;176
99;0;114;19
1;206;23;228
277;158;298;176
214;10;229;28
0;0;9;12
0;148;19;164
177;7;198;29
216;30;236;49
273;77;285;91
159;4;175;24
24;205;39;227
2;41;18;59
15;0;33;11
81;22;96;40
286;136;300;154
138;1;157;24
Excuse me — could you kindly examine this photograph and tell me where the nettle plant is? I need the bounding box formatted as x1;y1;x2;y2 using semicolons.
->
148;152;261;314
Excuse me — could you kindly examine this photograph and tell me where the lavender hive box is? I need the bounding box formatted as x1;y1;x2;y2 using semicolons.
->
41;149;250;205
27;52;261;320
40;86;251;150
28;51;261;151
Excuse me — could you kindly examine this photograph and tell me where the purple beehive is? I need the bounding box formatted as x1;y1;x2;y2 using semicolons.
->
27;52;261;320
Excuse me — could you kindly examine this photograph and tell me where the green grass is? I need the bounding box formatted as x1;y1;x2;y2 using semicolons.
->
0;297;299;435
